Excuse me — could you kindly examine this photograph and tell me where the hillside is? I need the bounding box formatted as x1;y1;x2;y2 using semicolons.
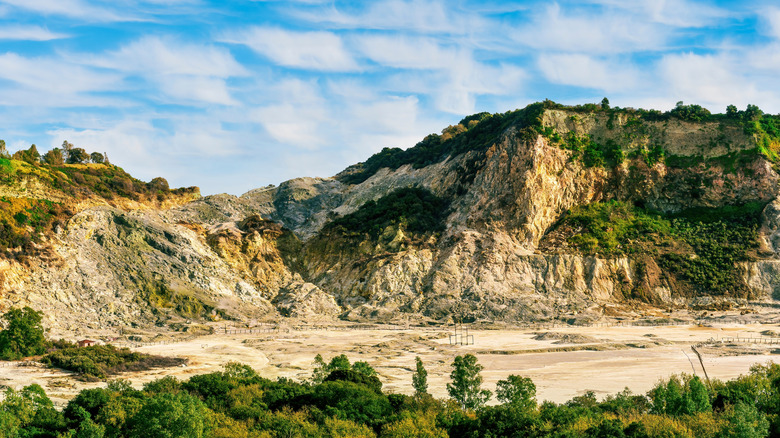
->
3;100;780;331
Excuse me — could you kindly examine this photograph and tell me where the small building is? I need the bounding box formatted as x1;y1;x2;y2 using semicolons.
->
78;339;97;348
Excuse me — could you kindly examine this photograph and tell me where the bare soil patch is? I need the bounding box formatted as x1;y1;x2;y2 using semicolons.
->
4;314;780;406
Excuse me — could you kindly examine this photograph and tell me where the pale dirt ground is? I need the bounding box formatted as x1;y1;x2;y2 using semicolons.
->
3;317;780;407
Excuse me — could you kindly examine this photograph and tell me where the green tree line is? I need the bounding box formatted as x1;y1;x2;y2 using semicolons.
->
0;348;778;437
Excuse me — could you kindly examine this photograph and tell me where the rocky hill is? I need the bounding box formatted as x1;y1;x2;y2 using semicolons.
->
3;101;780;331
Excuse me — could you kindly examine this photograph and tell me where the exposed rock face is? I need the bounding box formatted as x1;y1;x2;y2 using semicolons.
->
2;104;780;330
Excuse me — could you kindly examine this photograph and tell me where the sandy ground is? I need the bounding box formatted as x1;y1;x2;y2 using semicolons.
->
3;318;780;407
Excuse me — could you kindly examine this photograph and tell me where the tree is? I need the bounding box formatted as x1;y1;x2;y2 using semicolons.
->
311;354;329;384
149;177;170;193
67;148;90;164
717;402;769;438
743;104;763;122
329;354;351;371
648;374;710;417
726;105;739;118
90;152;105;164
125;392;210;438
352;361;377;378
11;145;40;165
447;354;491;410
0;307;47;360
311;354;378;385
496;375;536;411
412;356;428;397
61;141;74;162
43;148;64;165
601;97;610;110
0;140;8;158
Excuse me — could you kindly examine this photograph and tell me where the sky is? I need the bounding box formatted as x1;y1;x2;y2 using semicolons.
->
1;0;779;195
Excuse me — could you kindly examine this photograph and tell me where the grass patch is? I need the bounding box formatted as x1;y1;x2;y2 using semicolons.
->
40;344;186;381
565;201;672;255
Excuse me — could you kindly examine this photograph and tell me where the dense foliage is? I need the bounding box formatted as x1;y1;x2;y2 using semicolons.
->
0;306;47;360
560;201;762;295
321;187;448;242
40;344;187;381
337;102;549;185
337;100;780;189
2;355;780;437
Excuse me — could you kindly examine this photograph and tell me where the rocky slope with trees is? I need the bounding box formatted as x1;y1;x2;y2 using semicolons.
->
2;100;780;330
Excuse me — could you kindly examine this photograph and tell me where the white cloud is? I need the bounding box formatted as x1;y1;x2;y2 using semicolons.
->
357;35;456;69
94;36;246;77
538;54;638;92
0;25;68;41
513;3;665;54
156;76;238;106
293;0;487;35
221;27;358;71
766;8;780;40
354;34;525;114
0;53;120;96
0;0;121;21
586;0;729;28
746;43;780;72
80;37;247;105
250;79;328;148
658;52;770;110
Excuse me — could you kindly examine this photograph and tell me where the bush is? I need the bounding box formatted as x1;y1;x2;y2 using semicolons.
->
41;344;186;380
0;306;47;360
320;187;448;243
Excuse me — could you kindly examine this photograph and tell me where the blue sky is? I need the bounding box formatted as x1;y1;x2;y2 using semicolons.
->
1;0;779;195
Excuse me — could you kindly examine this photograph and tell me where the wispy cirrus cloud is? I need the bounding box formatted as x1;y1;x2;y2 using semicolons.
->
0;0;122;21
513;3;666;54
292;0;487;35
657;51;777;111
583;0;730;28
221;27;359;71
538;54;638;92
0;25;68;40
0;53;119;97
80;36;247;105
765;8;780;40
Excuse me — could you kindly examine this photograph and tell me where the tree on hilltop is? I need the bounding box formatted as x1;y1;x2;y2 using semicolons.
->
66;148;89;164
42;148;64;165
90;152;105;164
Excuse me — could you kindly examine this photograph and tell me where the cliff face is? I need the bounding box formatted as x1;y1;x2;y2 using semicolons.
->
3;103;780;330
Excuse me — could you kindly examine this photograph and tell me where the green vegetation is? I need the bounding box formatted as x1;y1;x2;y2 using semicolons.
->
447;354;491;410
310;354;378;385
0;140;197;263
321;187;448;243
412;356;428;397
139;280;229;320
337;100;780;189
40;344;186;381
558;200;763;295
0;196;68;262
4;355;780;437
338;101;550;185
0;307;47;360
560;133;625;168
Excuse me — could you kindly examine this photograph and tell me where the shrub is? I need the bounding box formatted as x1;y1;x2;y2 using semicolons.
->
40;344;186;380
0;306;47;360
